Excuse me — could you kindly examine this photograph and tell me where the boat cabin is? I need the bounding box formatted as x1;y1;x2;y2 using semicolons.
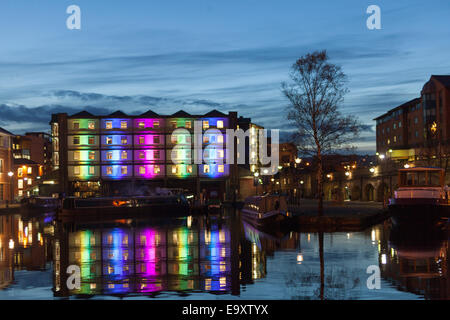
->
398;167;445;188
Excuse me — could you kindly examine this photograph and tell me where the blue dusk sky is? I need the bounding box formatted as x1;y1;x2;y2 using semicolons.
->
0;0;449;153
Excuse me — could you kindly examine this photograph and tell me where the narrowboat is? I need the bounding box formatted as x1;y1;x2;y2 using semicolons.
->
241;194;290;229
59;194;190;222
388;167;450;226
20;196;60;215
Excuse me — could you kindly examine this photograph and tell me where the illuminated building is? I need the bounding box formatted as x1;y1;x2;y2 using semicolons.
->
13;159;44;199
0;127;13;202
51;109;241;198
375;75;450;161
12;132;52;174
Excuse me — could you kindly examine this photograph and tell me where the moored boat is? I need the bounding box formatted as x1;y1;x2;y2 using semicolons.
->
241;194;290;229
388;167;450;226
59;194;190;222
20;196;60;215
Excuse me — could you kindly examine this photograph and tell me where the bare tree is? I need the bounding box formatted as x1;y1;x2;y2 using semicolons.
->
282;50;361;215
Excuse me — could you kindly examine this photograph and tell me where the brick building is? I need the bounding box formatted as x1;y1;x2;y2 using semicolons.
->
0;128;13;203
375;75;450;162
50;109;259;199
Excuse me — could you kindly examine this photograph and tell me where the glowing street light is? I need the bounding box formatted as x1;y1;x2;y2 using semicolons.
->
295;158;301;164
345;171;350;177
379;154;385;160
404;164;410;169
369;167;375;173
254;172;259;177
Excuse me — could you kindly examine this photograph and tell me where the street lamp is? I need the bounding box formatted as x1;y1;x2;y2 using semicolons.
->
254;171;259;195
295;158;301;164
7;172;13;203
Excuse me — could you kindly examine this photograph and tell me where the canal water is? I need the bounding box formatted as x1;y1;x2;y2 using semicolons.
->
0;208;447;300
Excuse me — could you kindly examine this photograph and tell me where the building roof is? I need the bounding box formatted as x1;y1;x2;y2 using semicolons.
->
431;75;450;88
108;110;128;117
0;127;14;136
140;109;159;117
171;110;191;117
373;97;421;121
203;109;227;117
71;110;94;117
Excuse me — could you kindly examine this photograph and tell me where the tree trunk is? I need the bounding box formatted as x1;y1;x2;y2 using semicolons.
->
317;155;324;217
319;231;325;300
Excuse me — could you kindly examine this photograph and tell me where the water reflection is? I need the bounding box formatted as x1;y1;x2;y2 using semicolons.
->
54;217;233;297
0;212;54;290
379;224;449;299
0;208;449;299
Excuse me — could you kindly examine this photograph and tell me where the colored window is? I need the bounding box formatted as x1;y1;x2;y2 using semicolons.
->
204;165;210;173
154;165;160;174
153;136;160;144
185;121;191;129
88;136;95;145
138;121;145;128
89;167;95;175
121;151;128;159
106;167;113;175
154;150;160;159
139;136;145;144
74;151;80;160
106;152;113;160
121;136;128;144
218;165;224;173
73;122;80;129
73;136;80;145
74;167;80;175
203;121;209;129
88;121;95;129
187;165;193;173
89;152;95;160
106;121;113;129
121;166;128;175
106;137;112;144
139;152;145;159
121;121;128;129
153;121;160;128
139;166;145;174
217;120;224;128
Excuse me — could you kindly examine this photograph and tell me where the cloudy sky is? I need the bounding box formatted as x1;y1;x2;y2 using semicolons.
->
1;0;449;153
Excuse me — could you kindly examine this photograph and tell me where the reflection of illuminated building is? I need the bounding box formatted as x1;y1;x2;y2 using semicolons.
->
379;226;449;299
54;218;232;297
0;215;15;289
0;213;51;290
239;221;300;285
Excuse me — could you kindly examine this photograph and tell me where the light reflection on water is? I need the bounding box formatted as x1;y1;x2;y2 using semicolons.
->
0;209;448;300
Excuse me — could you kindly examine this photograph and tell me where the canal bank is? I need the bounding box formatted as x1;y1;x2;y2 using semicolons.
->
289;200;390;231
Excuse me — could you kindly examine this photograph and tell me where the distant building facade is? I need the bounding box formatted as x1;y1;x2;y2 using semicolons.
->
0;128;13;203
375;75;450;162
12;132;52;174
50;109;264;199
